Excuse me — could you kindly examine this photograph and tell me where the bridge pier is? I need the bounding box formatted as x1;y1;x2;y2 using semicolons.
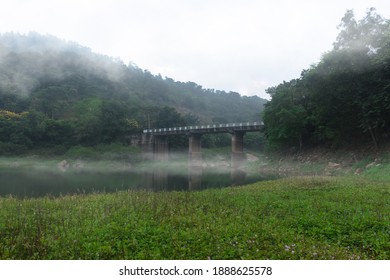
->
142;122;263;189
231;131;246;167
189;133;202;164
154;135;168;161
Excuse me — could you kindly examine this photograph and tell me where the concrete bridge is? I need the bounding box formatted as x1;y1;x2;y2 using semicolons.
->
142;122;264;163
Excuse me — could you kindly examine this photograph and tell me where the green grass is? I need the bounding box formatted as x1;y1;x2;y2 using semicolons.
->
362;163;390;182
0;176;388;260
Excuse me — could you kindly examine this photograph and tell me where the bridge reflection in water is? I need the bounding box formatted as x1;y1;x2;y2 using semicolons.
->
142;122;264;190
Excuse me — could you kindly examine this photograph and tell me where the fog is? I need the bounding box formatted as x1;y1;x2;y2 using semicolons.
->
0;152;265;197
0;151;236;175
0;33;128;96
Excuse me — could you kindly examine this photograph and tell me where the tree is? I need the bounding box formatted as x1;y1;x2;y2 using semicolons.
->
73;98;103;145
263;80;309;149
334;8;386;52
263;8;390;149
41;118;74;147
154;106;187;128
100;100;139;143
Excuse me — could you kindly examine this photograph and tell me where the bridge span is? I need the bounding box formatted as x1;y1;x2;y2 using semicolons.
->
143;121;263;136
141;122;264;188
142;122;264;163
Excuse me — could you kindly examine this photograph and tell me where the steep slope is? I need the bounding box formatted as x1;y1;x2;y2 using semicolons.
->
0;32;266;123
0;33;266;151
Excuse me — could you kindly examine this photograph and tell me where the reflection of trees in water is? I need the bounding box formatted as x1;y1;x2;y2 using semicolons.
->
1;163;263;198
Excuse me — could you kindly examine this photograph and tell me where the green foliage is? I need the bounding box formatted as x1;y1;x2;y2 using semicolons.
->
201;134;231;149
41;119;74;146
263;8;390;149
0;33;266;154
65;145;98;159
263;81;309;148
0;110;34;149
0;177;388;259
244;132;266;149
0;142;28;155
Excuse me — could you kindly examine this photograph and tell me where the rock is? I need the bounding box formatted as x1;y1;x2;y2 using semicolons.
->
246;153;259;162
73;160;85;170
354;168;363;175
328;162;341;168
58;160;69;172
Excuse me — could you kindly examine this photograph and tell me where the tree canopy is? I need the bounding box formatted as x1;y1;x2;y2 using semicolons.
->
263;8;390;149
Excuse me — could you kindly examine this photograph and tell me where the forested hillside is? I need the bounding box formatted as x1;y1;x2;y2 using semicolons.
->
0;33;266;154
263;9;390;149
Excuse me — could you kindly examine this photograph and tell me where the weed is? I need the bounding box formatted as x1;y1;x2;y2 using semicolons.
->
0;176;388;260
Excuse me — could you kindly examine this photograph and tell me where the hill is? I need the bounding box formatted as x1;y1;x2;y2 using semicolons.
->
0;32;266;153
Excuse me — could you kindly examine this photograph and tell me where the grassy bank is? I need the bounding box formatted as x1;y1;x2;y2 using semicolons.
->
0;176;388;260
249;144;390;179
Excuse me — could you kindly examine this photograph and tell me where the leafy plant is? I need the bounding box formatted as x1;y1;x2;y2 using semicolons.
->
0;176;388;260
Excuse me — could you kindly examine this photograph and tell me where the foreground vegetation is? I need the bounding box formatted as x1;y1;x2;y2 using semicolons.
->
0;175;388;260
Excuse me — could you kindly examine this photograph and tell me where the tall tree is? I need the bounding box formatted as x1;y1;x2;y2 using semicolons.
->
263;80;309;149
263;8;390;149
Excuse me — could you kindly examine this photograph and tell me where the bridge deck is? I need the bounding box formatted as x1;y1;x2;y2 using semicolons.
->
143;122;264;136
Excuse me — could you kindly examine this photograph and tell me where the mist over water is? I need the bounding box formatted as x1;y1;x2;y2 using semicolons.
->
0;154;266;198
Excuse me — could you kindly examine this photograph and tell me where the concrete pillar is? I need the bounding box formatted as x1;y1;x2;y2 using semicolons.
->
231;131;246;166
154;135;168;161
189;133;202;164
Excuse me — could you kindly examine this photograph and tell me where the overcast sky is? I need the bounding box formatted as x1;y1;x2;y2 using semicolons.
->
1;0;390;99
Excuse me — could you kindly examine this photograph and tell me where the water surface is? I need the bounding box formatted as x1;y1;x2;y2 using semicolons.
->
0;158;266;197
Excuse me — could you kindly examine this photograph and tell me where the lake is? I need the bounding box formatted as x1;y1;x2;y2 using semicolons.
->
0;158;266;197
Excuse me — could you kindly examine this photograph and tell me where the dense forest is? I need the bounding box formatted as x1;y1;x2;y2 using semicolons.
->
263;9;390;150
0;33;266;154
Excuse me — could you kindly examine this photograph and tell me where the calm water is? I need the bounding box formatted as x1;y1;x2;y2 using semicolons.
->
0;159;266;197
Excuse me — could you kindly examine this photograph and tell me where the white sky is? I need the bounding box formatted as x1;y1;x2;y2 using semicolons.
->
1;0;390;99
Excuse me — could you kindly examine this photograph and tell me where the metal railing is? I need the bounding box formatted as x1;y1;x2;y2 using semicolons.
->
143;121;263;134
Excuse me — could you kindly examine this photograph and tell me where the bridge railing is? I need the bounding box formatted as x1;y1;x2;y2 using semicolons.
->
143;121;263;134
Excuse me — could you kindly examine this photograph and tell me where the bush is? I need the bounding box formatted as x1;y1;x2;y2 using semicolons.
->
65;145;97;159
0;142;28;155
